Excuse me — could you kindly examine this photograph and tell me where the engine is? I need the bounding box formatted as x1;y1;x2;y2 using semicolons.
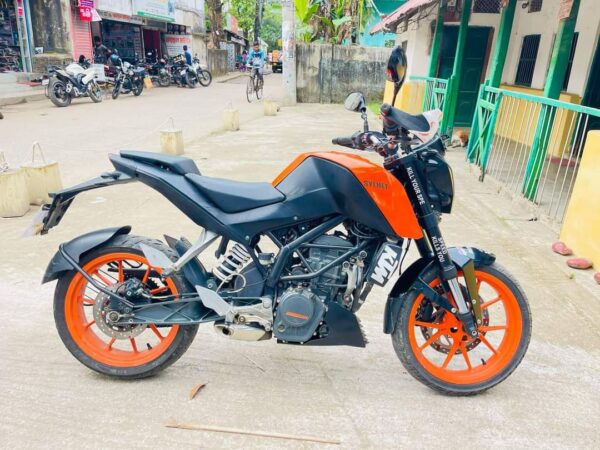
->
274;235;364;343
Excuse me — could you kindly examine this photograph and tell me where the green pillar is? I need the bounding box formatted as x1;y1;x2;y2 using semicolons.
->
523;0;581;199
467;0;516;162
487;0;517;88
442;0;472;135
427;0;447;77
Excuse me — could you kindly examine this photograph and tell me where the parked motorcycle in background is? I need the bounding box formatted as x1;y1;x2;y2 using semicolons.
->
192;56;212;87
44;58;103;107
111;54;145;99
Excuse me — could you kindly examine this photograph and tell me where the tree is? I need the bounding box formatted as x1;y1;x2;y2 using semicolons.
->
230;0;256;36
206;0;224;48
262;4;282;49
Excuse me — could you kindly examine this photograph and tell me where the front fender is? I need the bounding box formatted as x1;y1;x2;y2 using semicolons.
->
42;226;131;284
383;246;496;334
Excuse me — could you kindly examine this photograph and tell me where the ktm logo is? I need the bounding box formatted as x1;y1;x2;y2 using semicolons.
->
364;180;388;190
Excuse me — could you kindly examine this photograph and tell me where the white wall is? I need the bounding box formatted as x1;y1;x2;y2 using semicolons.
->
391;1;599;97
502;0;599;96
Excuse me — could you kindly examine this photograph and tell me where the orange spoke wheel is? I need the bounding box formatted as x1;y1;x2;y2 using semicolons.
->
53;236;198;378
392;263;531;395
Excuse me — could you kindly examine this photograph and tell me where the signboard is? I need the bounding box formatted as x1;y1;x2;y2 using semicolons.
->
558;0;574;20
133;0;175;22
96;0;133;15
97;10;143;24
79;6;93;21
164;34;192;57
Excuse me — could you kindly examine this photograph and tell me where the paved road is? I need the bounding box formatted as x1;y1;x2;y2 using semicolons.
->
0;72;281;185
0;100;599;449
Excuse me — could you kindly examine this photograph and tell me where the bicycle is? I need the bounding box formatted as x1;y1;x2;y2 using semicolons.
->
246;66;263;102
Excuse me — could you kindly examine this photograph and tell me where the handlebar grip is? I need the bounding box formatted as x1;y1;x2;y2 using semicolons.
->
332;136;356;148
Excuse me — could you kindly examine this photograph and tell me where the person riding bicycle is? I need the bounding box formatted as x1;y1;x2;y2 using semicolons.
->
247;41;265;83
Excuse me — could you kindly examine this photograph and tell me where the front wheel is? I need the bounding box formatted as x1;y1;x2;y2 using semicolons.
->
246;76;254;103
198;70;212;87
158;72;171;87
88;81;103;103
132;79;144;96
391;263;531;395
255;76;263;100
112;81;121;99
53;235;199;379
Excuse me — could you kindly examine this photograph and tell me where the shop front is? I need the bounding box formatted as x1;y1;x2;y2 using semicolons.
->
69;0;94;60
93;0;142;62
1;0;33;72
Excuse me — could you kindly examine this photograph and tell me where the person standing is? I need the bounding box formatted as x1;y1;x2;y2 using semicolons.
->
93;36;110;64
183;45;192;65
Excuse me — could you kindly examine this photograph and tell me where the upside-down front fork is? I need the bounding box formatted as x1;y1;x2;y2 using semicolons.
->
401;160;480;337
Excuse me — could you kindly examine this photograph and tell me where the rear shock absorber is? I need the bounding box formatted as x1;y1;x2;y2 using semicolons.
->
213;243;251;284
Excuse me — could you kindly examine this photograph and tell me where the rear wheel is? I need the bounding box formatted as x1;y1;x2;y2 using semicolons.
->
255;77;263;100
391;263;531;395
53;235;198;379
185;72;197;88
49;79;71;107
158;72;171;87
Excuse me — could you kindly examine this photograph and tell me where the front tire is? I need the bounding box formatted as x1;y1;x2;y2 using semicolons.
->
391;263;531;395
53;235;199;379
88;81;103;103
132;79;144;96
112;81;121;100
199;70;212;87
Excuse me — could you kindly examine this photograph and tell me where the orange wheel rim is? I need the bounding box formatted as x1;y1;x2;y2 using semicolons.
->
408;270;522;385
64;252;179;368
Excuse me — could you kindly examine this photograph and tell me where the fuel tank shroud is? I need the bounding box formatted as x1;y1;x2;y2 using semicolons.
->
274;152;423;240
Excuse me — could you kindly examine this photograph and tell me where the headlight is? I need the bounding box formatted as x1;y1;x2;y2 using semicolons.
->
128;70;134;76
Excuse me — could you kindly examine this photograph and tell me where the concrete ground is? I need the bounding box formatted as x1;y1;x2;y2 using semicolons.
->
1;81;599;449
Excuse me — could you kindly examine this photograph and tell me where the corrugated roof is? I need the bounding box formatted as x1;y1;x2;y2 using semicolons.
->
370;0;437;35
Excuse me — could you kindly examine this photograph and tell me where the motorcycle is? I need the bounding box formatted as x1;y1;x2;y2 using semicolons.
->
111;55;145;99
192;56;212;87
37;46;531;395
44;58;103;107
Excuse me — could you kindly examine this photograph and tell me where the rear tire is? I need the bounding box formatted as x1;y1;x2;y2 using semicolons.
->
49;79;71;107
53;235;199;379
391;263;531;395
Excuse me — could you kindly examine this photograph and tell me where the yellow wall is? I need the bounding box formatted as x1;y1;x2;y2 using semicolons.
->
496;85;582;158
383;80;425;115
560;131;600;267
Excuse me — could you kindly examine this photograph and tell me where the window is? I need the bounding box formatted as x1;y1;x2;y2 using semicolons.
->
473;0;501;14
515;34;541;87
562;32;579;91
529;0;543;13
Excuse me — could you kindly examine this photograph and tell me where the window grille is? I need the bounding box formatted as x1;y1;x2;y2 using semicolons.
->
515;34;541;87
473;0;501;14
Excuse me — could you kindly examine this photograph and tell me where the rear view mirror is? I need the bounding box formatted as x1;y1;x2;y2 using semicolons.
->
344;92;366;113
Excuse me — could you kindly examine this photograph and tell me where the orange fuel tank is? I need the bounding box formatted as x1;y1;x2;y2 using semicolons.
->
273;151;423;240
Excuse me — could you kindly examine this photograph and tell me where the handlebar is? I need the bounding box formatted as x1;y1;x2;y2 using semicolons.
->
332;135;357;148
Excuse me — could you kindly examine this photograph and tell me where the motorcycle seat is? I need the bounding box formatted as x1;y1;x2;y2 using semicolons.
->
120;150;200;175
185;174;285;214
382;105;430;132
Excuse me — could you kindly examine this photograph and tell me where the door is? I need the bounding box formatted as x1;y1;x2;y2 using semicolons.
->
438;26;492;127
583;37;600;132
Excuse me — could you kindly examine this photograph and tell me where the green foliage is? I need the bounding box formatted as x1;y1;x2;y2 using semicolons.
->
262;5;283;49
230;0;256;35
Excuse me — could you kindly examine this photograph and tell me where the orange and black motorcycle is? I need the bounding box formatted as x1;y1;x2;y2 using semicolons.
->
39;47;530;395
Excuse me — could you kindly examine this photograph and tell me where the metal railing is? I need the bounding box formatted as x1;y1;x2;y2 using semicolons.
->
467;85;600;226
409;76;449;112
